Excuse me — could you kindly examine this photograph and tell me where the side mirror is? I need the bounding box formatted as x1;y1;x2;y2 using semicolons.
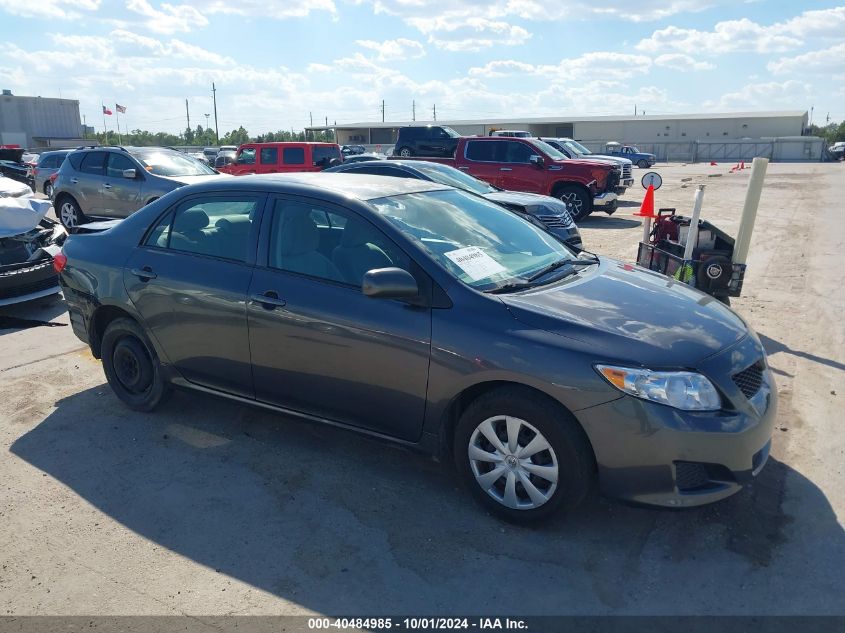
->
122;168;136;179
529;155;544;167
362;267;418;299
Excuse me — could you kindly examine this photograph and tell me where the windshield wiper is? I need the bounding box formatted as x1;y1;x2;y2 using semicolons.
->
527;258;599;282
484;281;535;294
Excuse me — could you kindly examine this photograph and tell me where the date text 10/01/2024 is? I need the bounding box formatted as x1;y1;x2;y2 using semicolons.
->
307;618;529;630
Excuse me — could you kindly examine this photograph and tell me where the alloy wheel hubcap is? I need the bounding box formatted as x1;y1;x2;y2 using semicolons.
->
560;193;582;213
60;203;77;227
468;415;559;510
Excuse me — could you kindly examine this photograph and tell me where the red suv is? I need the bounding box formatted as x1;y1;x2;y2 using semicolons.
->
218;142;342;175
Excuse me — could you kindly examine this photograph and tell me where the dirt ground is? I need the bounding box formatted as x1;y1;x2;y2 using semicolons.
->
1;162;843;616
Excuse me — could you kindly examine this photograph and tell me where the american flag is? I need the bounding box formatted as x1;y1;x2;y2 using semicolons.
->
116;104;126;114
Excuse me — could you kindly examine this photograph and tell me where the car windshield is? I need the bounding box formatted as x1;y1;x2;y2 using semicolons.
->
132;150;215;176
370;189;575;290
629;146;641;153
441;126;460;138
527;139;567;161
411;162;497;195
564;140;591;155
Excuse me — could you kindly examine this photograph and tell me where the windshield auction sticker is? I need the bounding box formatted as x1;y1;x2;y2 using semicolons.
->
445;246;507;281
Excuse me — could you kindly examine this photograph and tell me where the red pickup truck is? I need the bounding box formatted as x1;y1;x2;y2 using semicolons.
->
392;136;619;220
218;142;342;176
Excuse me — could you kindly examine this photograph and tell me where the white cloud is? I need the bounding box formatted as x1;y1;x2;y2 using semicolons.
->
654;54;715;71
768;42;845;76
355;38;426;61
126;0;209;34
407;16;531;51
0;0;99;20
469;52;652;81
703;80;813;110
180;0;336;19
637;7;845;55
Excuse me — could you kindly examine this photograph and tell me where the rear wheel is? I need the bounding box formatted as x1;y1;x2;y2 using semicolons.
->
454;387;594;523
44;182;53;198
398;146;413;157
556;186;592;221
57;197;86;229
101;318;170;412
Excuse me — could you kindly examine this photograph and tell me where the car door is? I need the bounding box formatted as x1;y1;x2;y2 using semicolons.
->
247;195;432;441
496;140;544;193
75;151;109;215
101;153;143;217
123;193;264;398
462;139;506;186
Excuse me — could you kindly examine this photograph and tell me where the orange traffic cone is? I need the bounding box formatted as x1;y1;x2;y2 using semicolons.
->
634;184;656;218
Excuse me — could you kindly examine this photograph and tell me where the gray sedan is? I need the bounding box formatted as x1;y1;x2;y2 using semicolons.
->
58;174;776;522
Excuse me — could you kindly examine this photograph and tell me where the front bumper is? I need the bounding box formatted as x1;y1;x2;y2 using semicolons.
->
576;336;777;507
592;191;618;213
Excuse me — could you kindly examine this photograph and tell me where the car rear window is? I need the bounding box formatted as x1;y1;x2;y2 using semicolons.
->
312;146;340;167
283;147;305;165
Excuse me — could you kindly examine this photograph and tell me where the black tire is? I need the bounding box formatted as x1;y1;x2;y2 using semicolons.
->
44;182;53;198
56;196;86;230
637;159;649;168
453;387;594;523
398;146;413;157
101;317;171;412
556;185;592;221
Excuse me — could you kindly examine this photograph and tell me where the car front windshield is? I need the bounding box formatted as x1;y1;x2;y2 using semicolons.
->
132;150;215;177
565;140;592;155
370;189;575;290
629;146;641;153
441;126;461;138
411;162;497;195
527;139;568;161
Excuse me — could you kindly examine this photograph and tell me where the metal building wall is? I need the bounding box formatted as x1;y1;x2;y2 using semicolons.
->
0;95;82;147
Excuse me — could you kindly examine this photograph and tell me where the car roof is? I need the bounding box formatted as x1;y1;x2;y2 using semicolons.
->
198;172;451;201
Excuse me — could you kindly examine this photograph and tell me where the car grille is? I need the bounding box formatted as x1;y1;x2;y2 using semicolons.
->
607;167;621;190
674;462;710;491
733;361;765;399
537;213;573;228
622;163;632;181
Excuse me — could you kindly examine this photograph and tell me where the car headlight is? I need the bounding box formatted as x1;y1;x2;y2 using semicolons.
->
595;365;721;411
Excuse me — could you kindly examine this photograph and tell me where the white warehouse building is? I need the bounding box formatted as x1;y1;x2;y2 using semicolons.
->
308;110;822;162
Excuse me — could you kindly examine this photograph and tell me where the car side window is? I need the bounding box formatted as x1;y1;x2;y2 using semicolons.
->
144;197;260;262
106;153;136;178
465;140;500;162
503;141;532;164
237;148;256;164
79;152;107;175
260;147;278;164
283;147;305;165
68;152;85;170
269;200;409;287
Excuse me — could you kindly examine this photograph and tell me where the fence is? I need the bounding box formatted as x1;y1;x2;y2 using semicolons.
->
579;137;825;163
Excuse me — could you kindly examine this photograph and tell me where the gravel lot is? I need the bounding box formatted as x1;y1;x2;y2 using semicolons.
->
1;162;843;615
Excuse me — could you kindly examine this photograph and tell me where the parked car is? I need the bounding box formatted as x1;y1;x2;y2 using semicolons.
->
540;138;634;195
214;150;236;168
0;146;33;189
59;173;776;522
325;159;582;248
202;147;219;161
217;142;343;176
394;125;461;158
604;142;656;168
31;150;72;198
829;142;845;160
1;194;67;306
52;146;222;229
341;144;367;156
342;153;384;164
391;136;618;220
490;130;531;138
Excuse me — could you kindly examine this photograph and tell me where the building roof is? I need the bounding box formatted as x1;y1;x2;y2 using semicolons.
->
306;110;808;131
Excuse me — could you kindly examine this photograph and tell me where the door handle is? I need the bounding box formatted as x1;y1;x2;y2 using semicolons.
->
499;167;513;171
70;178;79;184
103;183;112;189
251;291;286;309
130;266;157;281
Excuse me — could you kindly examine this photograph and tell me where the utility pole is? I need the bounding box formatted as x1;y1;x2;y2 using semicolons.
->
412;100;415;121
83;114;87;140
432;104;436;121
212;82;219;143
325;116;328;126
810;105;814;126
634;104;637;116
381;99;385;122
309;112;313;126
185;99;191;140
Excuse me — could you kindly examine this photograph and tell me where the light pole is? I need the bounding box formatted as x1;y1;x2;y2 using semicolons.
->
204;113;210;130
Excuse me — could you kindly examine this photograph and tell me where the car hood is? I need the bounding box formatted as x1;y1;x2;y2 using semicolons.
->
584;154;633;166
501;258;748;367
484;191;570;215
0;197;50;237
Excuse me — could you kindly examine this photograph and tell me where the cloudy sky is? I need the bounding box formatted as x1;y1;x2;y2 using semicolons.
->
0;1;843;135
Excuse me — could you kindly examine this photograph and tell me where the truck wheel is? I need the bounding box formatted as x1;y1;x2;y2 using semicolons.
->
556;186;591;222
637;159;649;168
398;147;413;157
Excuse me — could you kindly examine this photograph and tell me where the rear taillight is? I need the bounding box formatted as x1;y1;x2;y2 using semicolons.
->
53;252;67;273
49;172;59;183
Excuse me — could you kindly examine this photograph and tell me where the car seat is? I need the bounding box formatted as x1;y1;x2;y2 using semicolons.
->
170;208;210;253
332;218;394;286
274;209;342;281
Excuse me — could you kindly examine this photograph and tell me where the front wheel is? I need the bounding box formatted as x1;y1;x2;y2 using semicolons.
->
454;387;594;523
102;318;171;412
556;186;592;221
398;146;413;157
637;159;650;168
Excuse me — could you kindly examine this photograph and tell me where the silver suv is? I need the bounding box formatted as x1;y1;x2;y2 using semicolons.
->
52;146;223;228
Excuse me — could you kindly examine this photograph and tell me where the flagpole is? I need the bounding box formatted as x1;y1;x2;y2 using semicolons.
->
102;106;108;146
116;107;122;145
